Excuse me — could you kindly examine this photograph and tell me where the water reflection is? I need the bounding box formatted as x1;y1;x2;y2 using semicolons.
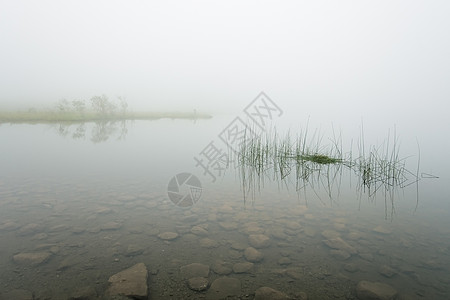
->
232;127;434;219
50;117;204;143
0;120;448;299
53;120;129;143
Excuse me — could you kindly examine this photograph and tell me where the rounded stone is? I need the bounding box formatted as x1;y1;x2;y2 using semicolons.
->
158;232;178;240
244;247;264;262
211;261;233;275
356;281;398;300
248;234;271;248
207;277;241;299
255;287;290;300
187;277;209;291
277;257;292;265
13;252;52;266
191;226;208;236
107;263;148;299
233;262;254;273
200;238;219;248
180;263;210;279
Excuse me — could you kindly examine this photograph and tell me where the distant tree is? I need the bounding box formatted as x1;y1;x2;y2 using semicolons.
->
57;99;70;112
90;95;116;116
72;100;86;114
118;96;128;115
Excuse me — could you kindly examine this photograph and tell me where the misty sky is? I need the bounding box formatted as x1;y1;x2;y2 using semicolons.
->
0;1;449;118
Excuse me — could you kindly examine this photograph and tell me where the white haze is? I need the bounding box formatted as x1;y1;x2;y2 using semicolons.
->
0;0;449;202
0;1;448;113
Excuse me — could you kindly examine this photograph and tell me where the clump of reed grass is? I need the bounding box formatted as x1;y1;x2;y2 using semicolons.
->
235;125;420;218
299;154;342;164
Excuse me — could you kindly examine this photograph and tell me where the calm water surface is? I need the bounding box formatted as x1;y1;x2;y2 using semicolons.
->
0;117;449;299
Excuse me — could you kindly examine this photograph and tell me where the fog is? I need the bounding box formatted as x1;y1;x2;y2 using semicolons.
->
1;1;449;160
0;0;448;115
2;3;450;297
1;0;449;172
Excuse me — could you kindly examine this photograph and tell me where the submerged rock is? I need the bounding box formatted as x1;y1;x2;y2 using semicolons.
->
100;221;123;231
284;221;302;231
211;261;233;275
321;230;340;239
269;227;289;240
228;249;243;259
333;222;346;231
48;224;70;232
125;244;145;257
180;263;210;279
254;287;290;300
277;257;292;265
359;252;374;262
243;223;265;235
244;247;264;262
249;234;271;248
344;263;358;273
18;223;42;236
285;268;304;280
69;286;97;300
323;237;357;255
233;262;254;273
106;263;148;299
230;241;247;251
304;227;316;237
181;214;198;222
379;265;397;278
347;231;364;240
373;225;392;235
31;232;48;240
191;225;208;236
207;277;241;299
0;289;33;300
218;204;234;213
187;277;209;291
200;238;219;248
13;252;52;266
71;227;85;234
57;256;79;271
158;232;178;240
219;221;238;230
356;281;397;300
330;249;351;260
93;206;114;214
0;220;20;231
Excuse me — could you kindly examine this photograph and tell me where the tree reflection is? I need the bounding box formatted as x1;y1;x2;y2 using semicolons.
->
57;124;71;137
72;123;86;139
53;120;130;143
91;121;118;143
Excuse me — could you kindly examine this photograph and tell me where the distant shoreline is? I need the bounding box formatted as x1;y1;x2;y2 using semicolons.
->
0;110;212;124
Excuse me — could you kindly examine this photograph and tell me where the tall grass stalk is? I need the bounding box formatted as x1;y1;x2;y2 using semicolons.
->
235;125;419;218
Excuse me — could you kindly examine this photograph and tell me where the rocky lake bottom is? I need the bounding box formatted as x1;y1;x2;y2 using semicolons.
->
0;175;449;300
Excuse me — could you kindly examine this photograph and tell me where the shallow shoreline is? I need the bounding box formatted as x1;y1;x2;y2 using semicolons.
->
0;111;212;124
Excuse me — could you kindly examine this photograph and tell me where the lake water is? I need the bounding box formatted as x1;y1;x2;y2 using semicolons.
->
0;115;449;299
